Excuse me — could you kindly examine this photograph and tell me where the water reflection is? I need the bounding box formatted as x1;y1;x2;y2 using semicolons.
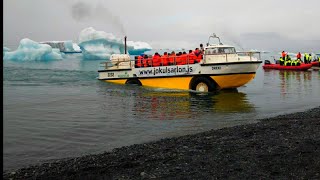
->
97;83;255;121
278;70;313;98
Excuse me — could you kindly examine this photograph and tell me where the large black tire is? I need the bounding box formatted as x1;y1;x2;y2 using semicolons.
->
125;79;142;86
189;76;217;92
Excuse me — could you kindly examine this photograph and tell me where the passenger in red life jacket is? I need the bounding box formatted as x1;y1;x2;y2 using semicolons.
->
193;48;201;63
143;54;149;67
194;48;200;56
188;50;196;64
296;52;302;61
136;54;143;67
147;55;153;67
161;52;169;66
152;52;161;67
169;51;176;65
176;52;183;65
281;51;286;61
179;51;188;65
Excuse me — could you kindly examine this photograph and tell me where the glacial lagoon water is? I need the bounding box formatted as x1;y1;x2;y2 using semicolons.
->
3;53;320;170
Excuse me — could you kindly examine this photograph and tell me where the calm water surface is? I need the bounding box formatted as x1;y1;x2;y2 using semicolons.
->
3;54;320;170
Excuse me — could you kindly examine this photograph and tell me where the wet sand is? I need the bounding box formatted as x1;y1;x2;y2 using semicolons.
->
3;106;320;180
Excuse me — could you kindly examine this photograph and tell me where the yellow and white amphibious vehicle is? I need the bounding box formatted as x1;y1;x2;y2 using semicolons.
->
98;34;262;92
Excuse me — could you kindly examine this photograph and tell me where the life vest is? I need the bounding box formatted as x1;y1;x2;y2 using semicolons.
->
136;56;143;67
147;56;153;67
194;49;200;56
175;55;182;65
305;53;309;61
284;60;291;66
188;53;196;64
292;60;298;66
280;57;284;62
282;52;286;58
169;54;176;65
143;56;149;67
161;55;169;66
297;53;301;59
178;54;187;65
152;55;161;67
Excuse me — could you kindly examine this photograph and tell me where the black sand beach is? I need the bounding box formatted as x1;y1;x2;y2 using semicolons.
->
3;106;320;180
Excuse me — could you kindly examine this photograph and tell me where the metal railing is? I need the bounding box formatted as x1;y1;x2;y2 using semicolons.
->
100;56;203;70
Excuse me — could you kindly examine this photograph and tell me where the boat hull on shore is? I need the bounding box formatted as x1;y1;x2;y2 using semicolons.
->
263;63;312;71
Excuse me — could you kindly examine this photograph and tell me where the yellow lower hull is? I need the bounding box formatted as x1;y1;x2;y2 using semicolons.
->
211;74;256;89
103;74;256;90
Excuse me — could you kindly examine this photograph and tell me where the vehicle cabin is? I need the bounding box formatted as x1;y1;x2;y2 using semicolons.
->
203;45;238;64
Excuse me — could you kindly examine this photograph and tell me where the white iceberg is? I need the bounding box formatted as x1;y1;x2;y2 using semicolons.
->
78;27;152;60
127;41;152;55
39;40;81;53
4;38;63;61
63;41;81;53
3;47;11;55
78;27;126;60
73;43;81;52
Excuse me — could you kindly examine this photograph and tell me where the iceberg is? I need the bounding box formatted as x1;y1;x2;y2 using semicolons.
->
63;41;81;53
4;38;63;61
127;41;152;55
39;41;81;53
3;47;11;55
78;27;127;60
78;27;152;60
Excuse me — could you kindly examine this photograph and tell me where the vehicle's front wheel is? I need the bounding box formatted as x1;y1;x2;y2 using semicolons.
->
125;79;142;86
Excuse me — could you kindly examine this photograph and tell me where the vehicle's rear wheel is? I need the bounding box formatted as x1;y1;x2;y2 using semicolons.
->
190;76;217;92
125;79;142;86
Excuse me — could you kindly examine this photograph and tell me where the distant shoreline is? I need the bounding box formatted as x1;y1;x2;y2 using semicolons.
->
3;106;320;179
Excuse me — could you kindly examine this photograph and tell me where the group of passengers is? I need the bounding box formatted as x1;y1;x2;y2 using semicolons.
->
279;51;315;66
135;44;205;68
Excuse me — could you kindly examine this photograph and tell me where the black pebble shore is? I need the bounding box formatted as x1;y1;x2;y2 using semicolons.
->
4;107;320;180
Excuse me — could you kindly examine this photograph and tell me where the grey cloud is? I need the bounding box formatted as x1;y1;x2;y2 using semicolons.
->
70;1;126;35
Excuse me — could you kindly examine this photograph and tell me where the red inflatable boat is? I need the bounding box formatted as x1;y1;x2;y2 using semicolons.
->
263;63;312;71
311;61;319;67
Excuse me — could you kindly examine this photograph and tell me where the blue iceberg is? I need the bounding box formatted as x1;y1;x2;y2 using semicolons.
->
78;27;152;60
4;38;63;61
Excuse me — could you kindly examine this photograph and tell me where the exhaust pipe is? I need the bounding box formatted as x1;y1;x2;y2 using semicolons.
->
124;36;127;54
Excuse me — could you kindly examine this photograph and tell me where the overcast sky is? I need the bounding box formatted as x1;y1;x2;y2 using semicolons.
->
3;0;320;52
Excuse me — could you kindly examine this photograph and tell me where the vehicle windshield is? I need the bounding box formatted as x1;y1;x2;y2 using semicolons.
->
205;47;236;54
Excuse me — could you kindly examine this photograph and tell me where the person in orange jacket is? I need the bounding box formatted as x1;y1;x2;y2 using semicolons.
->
152;52;161;67
161;52;169;66
179;52;188;65
169;51;176;65
143;54;149;67
136;54;143;67
194;48;200;56
188;50;196;64
175;52;183;65
281;51;286;60
296;52;302;61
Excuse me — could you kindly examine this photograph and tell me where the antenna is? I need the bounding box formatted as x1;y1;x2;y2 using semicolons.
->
207;33;223;46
